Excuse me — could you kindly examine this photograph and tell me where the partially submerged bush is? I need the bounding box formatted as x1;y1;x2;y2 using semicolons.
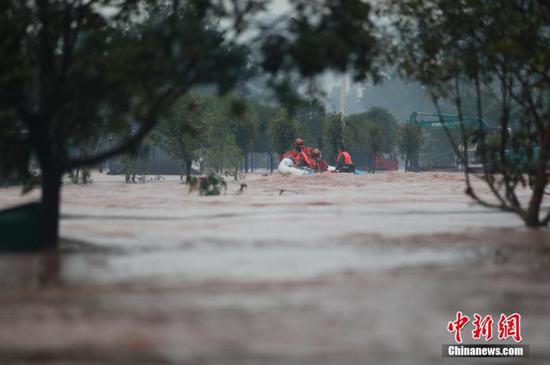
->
188;172;227;196
68;169;93;185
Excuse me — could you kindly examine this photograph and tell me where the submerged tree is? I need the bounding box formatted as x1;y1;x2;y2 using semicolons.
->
362;107;399;155
398;123;423;172
392;0;550;227
0;1;249;247
251;102;278;172
365;123;385;173
324;113;345;161
345;107;399;170
198;96;243;174
295;99;327;151
154;92;210;182
0;0;381;247
228;98;258;173
269;109;297;157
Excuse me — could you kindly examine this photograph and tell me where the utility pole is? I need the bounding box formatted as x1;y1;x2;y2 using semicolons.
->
339;74;346;129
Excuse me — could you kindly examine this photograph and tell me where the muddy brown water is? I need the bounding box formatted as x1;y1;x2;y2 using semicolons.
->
1;172;549;364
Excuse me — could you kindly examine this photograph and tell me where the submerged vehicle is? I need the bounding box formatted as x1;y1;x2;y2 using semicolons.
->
407;112;490;171
374;154;398;171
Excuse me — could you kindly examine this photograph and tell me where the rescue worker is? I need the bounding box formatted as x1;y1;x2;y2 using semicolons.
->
294;138;305;153
311;148;329;172
294;138;316;170
335;144;355;173
281;138;302;161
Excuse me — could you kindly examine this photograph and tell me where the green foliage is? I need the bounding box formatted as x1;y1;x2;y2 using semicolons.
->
294;100;327;150
269;109;297;155
392;0;550;226
198;96;240;172
117;133;152;182
324;114;345;161
365;124;385;155
228;97;258;157
343;107;399;168
365;124;384;172
154;91;210;165
0;0;382;246
0;1;250;169
189;172;227;196
68;169;93;185
260;0;380;81
398;123;423;171
356;107;399;154
251;102;278;153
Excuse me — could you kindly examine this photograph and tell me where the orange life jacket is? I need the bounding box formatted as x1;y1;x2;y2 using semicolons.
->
337;151;353;164
282;150;300;161
299;151;316;169
315;159;329;172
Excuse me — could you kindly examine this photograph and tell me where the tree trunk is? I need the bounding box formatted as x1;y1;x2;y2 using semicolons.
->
525;189;544;227
371;151;376;173
525;146;548;227
244;153;249;173
268;152;273;174
185;158;192;183
41;166;62;248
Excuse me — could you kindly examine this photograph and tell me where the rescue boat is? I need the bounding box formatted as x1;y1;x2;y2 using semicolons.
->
278;158;314;176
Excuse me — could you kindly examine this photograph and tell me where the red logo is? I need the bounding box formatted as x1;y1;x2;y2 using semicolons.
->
498;313;522;342
472;313;494;341
447;311;470;343
447;312;522;343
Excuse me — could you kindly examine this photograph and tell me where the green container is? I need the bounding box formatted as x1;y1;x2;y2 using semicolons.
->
0;202;43;251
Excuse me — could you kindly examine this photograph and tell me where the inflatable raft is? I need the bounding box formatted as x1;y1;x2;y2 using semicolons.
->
278;158;314;176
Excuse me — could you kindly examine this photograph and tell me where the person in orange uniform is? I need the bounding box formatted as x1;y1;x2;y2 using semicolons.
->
294;139;316;170
335;144;355;173
281;138;320;171
281;138;302;161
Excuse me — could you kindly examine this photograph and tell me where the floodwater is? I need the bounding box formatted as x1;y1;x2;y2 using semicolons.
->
1;172;549;364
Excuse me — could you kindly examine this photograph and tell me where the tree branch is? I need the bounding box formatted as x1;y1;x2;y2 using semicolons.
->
429;88;514;213
64;116;158;170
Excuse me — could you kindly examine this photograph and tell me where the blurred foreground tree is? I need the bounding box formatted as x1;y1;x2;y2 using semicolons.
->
392;0;550;227
0;0;381;247
0;1;249;247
